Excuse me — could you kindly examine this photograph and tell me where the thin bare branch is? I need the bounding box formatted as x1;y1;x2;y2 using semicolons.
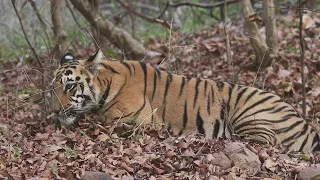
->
28;0;52;46
169;0;239;9
11;0;43;68
115;0;169;23
66;1;82;28
299;0;306;115
11;0;47;119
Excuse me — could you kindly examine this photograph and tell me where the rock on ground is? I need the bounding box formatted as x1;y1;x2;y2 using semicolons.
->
81;171;113;180
297;167;320;180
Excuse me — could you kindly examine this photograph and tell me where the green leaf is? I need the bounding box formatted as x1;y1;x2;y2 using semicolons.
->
79;130;89;137
105;49;117;58
298;154;310;161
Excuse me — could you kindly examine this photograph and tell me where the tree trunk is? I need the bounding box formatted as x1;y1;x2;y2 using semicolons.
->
306;0;316;13
263;0;278;55
69;0;148;60
51;0;66;59
239;0;271;69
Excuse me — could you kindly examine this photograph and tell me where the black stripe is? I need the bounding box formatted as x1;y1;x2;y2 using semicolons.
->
281;113;299;119
99;63;120;74
236;121;273;134
121;61;132;75
272;99;283;104
151;69;157;101
299;134;309;152
220;105;226;121
98;79;111;108
244;89;259;104
140;62;148;97
132;100;146;117
223;120;228;138
80;83;84;93
204;80;208;98
213;120;220;138
105;100;119;112
285;109;296;113
270;106;288;113
312;134;320;152
162;73;173;121
259;91;269;95
226;84;233;117
97;77;102;85
207;93;211;114
196;108;205;135
179;77;186;97
232;95;274;124
131;63;136;74
216;81;224;92
233;106;276;126
229;107;240;121
239;127;276;138
163;73;173;100
183;101;188;129
193;79;201;108
211;85;215;105
234;87;248;108
281;131;301;145
273;120;304;134
155;68;161;79
285;141;296;149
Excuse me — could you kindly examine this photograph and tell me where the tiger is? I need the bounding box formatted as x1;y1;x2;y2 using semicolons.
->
51;49;320;154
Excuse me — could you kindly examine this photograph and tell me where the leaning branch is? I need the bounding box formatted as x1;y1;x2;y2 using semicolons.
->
69;0;161;60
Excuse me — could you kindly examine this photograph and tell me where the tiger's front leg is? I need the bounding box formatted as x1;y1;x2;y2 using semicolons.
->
102;97;159;127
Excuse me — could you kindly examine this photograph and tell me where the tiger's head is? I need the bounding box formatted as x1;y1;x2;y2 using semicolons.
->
51;49;115;125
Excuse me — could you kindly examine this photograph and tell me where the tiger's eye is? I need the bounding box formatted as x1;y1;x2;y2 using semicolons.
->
65;84;74;90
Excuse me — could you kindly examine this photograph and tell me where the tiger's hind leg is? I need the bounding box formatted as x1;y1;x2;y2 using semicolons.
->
235;124;280;146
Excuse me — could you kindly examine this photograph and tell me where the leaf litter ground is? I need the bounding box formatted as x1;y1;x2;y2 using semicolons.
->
0;14;320;180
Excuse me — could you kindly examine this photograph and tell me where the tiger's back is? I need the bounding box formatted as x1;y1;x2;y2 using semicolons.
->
51;50;320;153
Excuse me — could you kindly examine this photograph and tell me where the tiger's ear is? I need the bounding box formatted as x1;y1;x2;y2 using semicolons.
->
60;53;75;65
86;49;104;64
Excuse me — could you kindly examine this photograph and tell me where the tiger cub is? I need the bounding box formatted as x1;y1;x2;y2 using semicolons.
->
51;49;320;153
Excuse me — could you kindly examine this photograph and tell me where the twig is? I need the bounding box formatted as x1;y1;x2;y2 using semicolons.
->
11;0;43;69
28;0;52;46
255;5;320;14
115;0;169;23
144;151;207;157
299;0;306;115
11;0;47;120
66;1;82;28
169;0;239;9
223;0;233;81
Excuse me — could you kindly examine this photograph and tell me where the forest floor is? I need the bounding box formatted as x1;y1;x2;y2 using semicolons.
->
0;13;320;180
